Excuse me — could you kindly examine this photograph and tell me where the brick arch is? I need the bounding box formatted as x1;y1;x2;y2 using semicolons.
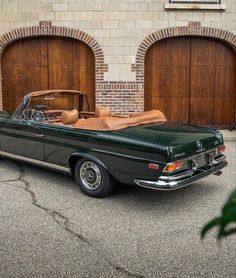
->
132;22;236;82
0;21;108;109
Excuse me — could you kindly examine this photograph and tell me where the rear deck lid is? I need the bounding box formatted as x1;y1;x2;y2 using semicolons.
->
113;122;223;161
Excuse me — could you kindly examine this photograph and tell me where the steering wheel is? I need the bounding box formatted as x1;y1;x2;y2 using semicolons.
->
31;110;47;122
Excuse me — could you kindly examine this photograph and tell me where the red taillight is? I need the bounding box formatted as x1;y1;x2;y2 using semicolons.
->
218;145;226;154
164;160;184;173
148;163;159;170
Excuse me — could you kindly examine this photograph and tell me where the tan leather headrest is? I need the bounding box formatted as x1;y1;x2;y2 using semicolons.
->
95;107;111;117
61;109;79;124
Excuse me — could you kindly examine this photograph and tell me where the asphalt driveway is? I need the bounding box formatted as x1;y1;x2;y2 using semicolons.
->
0;134;236;278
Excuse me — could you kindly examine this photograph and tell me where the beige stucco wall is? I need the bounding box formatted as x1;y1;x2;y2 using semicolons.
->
0;0;235;82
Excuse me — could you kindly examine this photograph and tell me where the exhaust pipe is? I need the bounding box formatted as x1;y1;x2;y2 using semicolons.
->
213;171;222;176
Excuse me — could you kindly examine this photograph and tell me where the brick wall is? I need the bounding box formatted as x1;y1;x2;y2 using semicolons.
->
0;0;235;113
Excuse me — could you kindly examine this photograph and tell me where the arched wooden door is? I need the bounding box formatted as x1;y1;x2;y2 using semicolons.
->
145;37;236;127
1;36;95;113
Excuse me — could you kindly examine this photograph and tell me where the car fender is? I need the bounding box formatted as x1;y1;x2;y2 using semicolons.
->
68;152;108;171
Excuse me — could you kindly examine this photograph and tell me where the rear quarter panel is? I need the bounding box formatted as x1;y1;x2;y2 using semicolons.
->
43;125;168;185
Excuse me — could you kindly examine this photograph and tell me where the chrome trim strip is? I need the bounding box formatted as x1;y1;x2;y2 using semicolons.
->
159;170;194;181
92;148;166;165
134;179;185;191
210;154;226;166
173;147;218;162
0;151;71;174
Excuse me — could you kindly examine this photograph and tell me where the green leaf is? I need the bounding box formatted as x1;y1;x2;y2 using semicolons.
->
201;217;221;239
201;189;236;240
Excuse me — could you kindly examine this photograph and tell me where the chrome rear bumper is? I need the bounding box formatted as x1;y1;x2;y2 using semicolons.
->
134;160;228;191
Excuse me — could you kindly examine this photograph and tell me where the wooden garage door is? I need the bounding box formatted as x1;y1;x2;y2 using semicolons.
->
1;37;95;113
145;37;236;127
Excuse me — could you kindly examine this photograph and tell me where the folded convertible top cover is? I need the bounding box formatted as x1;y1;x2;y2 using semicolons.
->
74;110;166;131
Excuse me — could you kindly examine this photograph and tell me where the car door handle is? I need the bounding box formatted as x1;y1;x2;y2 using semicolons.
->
34;133;44;138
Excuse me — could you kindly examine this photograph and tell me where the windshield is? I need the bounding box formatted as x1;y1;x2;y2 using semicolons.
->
16;91;90;123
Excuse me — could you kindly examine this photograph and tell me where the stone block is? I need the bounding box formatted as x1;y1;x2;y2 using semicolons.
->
152;20;169;29
52;3;68;12
147;3;164;12
93;29;110;37
20;3;40;12
86;20;102;29
69;3;85;11
74;11;92;20
103;20;118;29
120;55;136;64
85;2;102;11
2;3;19;12
55;12;72;21
39;12;54;21
118;20;135;29
0;13;6;21
175;12;193;21
6;12;21;21
0;22;10;34
103;37;120;46
101;2;119;11
221;12;236;21
193;12;204;21
119;37;138;46
93;12;110;20
104;55;120;64
204;12;221;21
22;12;39;21
110;12;127;20
136;20;152;29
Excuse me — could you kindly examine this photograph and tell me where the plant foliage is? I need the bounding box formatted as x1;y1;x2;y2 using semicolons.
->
201;189;236;240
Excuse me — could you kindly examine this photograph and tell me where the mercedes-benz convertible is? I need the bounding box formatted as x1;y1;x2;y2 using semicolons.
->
0;90;227;197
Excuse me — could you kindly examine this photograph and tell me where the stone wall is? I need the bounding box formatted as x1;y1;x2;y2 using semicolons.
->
0;0;235;113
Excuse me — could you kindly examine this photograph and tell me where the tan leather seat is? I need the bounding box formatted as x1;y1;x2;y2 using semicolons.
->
95;107;112;117
61;109;79;124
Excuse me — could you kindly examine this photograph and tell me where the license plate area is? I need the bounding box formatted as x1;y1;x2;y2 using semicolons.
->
192;154;208;169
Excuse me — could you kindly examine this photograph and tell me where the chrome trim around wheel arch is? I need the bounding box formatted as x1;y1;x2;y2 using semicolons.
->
68;152;107;170
0;151;71;174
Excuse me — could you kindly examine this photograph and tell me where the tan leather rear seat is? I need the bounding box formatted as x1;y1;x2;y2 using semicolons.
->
61;109;79;124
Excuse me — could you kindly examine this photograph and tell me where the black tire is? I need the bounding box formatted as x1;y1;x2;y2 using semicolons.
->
74;158;115;198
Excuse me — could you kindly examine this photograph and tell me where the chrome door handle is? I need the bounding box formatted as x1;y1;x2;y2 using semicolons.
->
34;133;44;137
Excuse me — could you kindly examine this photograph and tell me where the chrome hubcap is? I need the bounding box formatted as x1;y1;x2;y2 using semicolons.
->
80;161;102;191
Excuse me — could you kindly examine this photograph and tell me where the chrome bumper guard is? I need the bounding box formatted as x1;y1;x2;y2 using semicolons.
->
134;156;227;191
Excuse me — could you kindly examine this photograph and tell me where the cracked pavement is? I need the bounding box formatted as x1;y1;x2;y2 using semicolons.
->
0;139;236;278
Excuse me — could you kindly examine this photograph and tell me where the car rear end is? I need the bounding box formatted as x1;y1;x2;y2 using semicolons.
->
134;143;227;190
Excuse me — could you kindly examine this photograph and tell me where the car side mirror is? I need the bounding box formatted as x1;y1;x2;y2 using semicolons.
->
0;110;10;118
20;119;31;125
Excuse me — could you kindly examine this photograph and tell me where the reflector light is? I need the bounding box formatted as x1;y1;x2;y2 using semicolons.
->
218;145;226;154
148;163;159;170
164;160;184;173
175;160;184;169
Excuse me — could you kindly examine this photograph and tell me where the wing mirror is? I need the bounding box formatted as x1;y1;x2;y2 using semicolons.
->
20;119;31;125
0;110;10;118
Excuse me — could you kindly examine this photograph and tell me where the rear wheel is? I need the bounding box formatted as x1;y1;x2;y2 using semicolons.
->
74;158;115;197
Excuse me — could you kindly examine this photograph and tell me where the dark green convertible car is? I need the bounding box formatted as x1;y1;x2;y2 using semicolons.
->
0;90;227;197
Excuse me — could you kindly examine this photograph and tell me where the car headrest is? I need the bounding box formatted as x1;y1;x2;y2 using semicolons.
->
61;109;79;124
95;107;111;117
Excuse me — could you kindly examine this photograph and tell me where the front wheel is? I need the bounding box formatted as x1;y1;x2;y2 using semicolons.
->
74;158;115;197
